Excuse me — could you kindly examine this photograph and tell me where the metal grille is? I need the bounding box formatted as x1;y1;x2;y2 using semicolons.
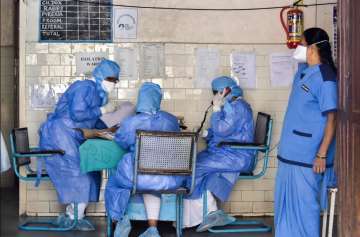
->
138;135;193;173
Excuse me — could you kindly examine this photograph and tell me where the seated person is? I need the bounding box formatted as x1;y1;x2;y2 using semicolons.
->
38;59;120;230
105;82;186;237
184;76;255;231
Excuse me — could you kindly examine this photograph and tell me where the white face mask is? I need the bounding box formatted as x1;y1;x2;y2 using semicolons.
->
292;45;307;62
102;80;116;93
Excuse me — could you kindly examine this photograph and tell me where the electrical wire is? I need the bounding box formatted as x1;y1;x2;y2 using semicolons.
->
78;0;336;11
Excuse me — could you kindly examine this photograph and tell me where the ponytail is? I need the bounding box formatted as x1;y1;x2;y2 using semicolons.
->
303;27;337;73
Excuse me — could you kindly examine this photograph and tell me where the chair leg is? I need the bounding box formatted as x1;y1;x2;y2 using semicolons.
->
176;195;183;237
322;208;329;237
328;188;337;237
18;203;79;231
106;214;113;237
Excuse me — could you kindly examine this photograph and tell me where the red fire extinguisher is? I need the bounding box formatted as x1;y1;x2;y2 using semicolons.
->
280;3;304;49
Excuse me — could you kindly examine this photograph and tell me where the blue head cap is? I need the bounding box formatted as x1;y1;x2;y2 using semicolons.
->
136;82;162;114
92;59;120;106
211;76;243;98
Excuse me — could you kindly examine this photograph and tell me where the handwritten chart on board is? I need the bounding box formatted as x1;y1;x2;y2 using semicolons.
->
40;0;112;42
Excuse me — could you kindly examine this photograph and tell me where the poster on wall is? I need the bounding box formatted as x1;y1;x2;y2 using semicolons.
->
75;52;109;76
230;52;256;89
269;52;297;88
115;47;138;80
30;84;68;109
140;44;165;79
113;7;138;39
195;48;220;88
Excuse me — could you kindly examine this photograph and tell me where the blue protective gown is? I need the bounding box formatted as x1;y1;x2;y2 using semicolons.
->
39;80;103;204
188;98;255;202
275;63;338;237
105;111;187;221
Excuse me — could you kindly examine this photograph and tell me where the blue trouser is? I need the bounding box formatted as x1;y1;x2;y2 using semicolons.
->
275;161;322;237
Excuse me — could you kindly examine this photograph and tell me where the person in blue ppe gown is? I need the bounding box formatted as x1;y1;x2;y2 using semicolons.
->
38;59;120;230
105;82;186;237
275;28;338;237
184;76;255;231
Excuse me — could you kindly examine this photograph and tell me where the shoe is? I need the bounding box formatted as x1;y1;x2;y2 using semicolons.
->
114;215;131;237
196;210;236;232
138;226;161;237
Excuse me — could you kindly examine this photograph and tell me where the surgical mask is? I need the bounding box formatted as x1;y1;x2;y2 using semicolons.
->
292;40;329;62
292;45;307;62
102;80;116;93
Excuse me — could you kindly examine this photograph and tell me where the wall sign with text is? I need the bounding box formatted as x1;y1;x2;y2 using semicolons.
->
40;0;113;42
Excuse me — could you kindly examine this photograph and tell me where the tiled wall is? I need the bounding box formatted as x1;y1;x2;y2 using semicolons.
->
22;42;289;216
19;0;335;216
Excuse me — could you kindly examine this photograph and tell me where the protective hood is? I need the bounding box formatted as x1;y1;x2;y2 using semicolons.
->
211;76;243;98
136;82;162;114
92;59;121;106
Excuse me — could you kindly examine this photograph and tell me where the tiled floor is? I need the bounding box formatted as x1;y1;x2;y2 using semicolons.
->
1;188;274;237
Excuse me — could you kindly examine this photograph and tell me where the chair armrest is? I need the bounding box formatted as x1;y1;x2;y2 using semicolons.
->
217;142;267;150
14;149;65;157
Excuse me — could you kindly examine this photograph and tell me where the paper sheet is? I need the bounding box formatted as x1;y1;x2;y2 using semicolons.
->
100;101;135;128
269;52;297;88
113;7;138;39
115;47;137;80
30;84;68;109
140;44;165;79
230;52;257;89
195;48;220;88
75;52;109;77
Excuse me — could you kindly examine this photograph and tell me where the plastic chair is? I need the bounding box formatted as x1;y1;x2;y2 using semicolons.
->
202;112;274;233
107;130;198;237
10;127;80;231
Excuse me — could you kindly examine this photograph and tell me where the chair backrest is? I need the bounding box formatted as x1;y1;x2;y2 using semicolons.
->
253;112;271;146
135;130;197;175
11;128;31;166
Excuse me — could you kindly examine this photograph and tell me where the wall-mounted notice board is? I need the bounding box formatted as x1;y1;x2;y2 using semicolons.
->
40;0;112;42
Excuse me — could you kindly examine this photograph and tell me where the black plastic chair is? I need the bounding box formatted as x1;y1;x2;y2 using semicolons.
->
10;127;82;231
203;112;274;233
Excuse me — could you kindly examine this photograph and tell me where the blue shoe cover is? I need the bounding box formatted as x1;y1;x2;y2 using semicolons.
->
75;218;95;231
52;213;67;226
53;214;74;228
139;226;160;237
114;215;131;237
196;210;236;232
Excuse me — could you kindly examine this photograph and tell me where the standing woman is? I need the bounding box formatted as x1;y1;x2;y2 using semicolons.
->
275;27;338;237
